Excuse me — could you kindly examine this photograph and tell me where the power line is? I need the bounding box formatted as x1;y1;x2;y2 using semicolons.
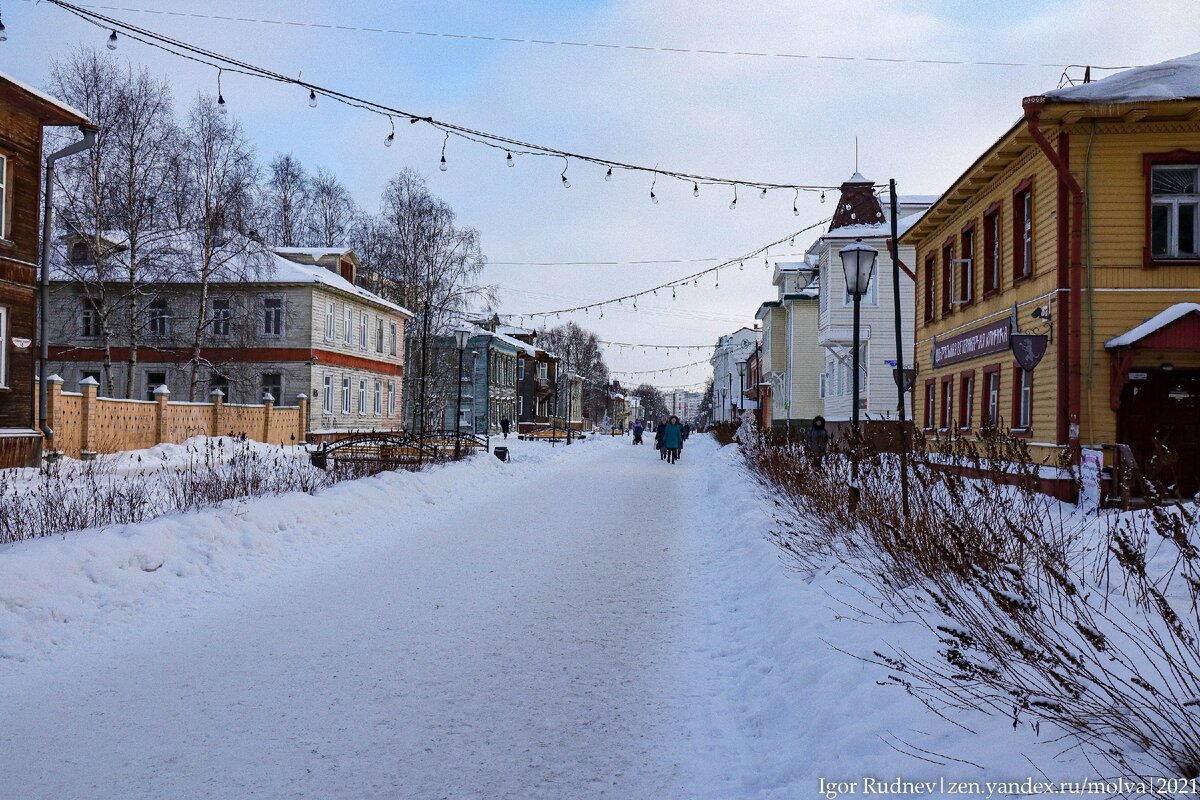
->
36;2;1141;72
502;217;830;319
41;0;850;197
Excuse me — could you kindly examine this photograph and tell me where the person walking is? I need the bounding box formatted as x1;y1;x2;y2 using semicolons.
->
655;419;667;459
661;416;683;464
682;423;691;441
807;415;828;460
632;420;644;445
500;417;510;439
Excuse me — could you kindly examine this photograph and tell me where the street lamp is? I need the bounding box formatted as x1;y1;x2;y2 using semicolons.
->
736;359;748;422
565;367;576;444
839;237;878;511
453;324;472;459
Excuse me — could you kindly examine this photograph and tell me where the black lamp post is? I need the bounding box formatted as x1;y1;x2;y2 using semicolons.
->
453;324;471;459
839;238;879;511
727;373;733;421
736;359;748;423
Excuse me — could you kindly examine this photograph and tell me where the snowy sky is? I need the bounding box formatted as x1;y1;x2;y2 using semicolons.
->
4;0;1199;388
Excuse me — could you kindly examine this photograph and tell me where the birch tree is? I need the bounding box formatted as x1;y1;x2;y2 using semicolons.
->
261;154;311;247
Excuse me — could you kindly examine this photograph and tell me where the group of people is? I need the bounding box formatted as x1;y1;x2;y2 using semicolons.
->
630;417;690;464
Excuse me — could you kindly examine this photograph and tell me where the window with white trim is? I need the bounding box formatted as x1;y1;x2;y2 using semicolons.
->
986;371;1000;428
344;307;353;344
0;155;8;240
358;378;367;414
262;298;284;337
81;297;102;338
148;297;170;337
1151;165;1200;258
341;376;351;413
374;380;382;415
325;300;335;340
323;374;333;413
518;359;525;381
211;297;231;337
376;319;384;354
1017;368;1032;429
387;381;396;416
359;312;368;349
389;322;398;356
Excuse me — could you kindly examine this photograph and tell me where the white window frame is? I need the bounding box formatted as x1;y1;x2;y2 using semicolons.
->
518;396;524;417
987;372;1000;428
387;380;396;416
325;300;335;340
389;322;398;356
941;380;953;430
341;376;351;414
537;361;548;379
518;360;525;381
0;305;7;388
376;318;384;354
359;312;368;349
211;297;232;338
262;297;284;338
323;374;333;413
1021;192;1033;278
358;378;367;415
81;297;102;338
1018;369;1033;429
1150;165;1200;259
344;307;353;344
989;214;1001;292
843;272;879;307
962;374;974;429
374;380;382;415
148;298;170;337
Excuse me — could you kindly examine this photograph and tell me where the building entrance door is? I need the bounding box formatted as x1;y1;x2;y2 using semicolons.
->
1118;369;1200;497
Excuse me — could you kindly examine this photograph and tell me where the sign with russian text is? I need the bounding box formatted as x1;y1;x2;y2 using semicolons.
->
931;319;1011;368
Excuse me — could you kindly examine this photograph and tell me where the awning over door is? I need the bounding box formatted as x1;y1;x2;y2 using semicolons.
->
1106;303;1200;411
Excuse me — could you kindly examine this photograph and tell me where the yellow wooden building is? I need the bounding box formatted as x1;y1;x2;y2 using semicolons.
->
901;53;1200;499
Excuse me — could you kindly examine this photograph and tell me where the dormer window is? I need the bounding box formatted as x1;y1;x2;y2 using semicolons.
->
339;258;355;283
70;241;91;265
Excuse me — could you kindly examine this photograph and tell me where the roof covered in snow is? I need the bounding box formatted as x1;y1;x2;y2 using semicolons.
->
821;209;928;241
0;69;90;126
1046;53;1200;104
1105;302;1200;348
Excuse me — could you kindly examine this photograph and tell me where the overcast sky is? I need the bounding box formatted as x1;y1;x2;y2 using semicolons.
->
4;0;1199;389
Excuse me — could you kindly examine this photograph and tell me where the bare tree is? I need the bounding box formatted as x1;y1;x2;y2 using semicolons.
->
353;168;492;430
537;322;610;424
307;167;355;247
261;153;311;247
175;95;263;400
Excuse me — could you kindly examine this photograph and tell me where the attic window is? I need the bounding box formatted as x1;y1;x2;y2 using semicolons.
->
70;241;90;265
339;258;354;282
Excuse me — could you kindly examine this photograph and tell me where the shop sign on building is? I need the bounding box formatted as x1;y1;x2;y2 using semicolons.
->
931;318;1011;368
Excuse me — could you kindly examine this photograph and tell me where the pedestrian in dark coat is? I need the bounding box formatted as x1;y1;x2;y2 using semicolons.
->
682;423;691;441
807;415;829;459
655;419;667;458
661;416;684;463
500;417;511;439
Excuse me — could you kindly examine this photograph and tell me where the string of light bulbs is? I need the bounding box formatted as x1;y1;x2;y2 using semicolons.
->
42;0;851;200
609;356;716;376
504;216;830;321
21;2;1141;73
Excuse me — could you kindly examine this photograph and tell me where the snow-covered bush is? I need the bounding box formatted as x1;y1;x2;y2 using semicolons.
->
745;430;1200;782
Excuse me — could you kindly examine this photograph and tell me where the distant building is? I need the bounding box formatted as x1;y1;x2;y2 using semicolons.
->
709;326;760;423
667;390;702;422
754;262;822;436
47;238;412;434
0;71;91;468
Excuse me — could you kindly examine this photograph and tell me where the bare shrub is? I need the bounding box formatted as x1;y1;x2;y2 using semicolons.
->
746;429;1200;781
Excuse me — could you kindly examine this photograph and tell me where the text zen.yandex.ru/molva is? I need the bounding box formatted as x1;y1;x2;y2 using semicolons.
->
818;776;1174;798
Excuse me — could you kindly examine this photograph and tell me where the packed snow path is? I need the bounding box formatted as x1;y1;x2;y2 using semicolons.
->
1;435;1080;799
0;437;766;798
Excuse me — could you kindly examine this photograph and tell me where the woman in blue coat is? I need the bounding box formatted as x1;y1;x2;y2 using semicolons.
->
661;415;684;463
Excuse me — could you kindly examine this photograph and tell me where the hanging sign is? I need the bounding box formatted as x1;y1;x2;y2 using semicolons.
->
1011;334;1049;372
931;319;1010;368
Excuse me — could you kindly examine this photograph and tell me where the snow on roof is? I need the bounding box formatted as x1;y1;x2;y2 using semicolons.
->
271;246;353;260
897;195;939;206
821;209;928;240
0;69;90;124
263;251;413;317
1105;302;1200;348
490;329;540;357
1046;52;1200;104
496;324;533;337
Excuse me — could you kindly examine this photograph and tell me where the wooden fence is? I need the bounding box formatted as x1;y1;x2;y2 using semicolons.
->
37;375;308;459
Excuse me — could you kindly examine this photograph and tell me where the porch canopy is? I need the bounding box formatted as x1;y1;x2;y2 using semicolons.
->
1105;303;1200;409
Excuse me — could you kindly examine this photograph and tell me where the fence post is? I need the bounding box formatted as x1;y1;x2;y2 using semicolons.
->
78;376;99;460
296;393;309;445
44;374;64;457
262;392;274;443
209;388;225;437
153;384;171;445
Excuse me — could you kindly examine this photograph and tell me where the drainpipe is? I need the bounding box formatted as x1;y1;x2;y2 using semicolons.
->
38;126;98;443
1022;96;1082;456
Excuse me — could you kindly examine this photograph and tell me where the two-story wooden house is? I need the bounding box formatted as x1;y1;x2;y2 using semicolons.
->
0;72;90;468
48;239;412;434
755;262;822;437
901;53;1200;498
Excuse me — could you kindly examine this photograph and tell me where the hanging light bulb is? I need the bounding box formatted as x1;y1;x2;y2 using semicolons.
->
1;19;9;42
107;30;118;50
506;152;514;167
217;93;227;115
439;132;449;171
440;155;448;171
308;88;317;108
384;118;395;147
760;187;768;199
729;185;738;211
672;287;676;300
820;191;826;204
793;189;800;216
562;174;571;189
738;261;743;271
605;167;613;182
693;183;700;197
650;189;658;204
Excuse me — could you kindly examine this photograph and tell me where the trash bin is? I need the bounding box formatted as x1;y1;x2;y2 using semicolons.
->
493;446;509;462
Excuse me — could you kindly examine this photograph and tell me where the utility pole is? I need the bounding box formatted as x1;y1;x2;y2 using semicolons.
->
889;180;911;519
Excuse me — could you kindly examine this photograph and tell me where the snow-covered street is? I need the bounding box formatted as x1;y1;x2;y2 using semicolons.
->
0;436;1086;799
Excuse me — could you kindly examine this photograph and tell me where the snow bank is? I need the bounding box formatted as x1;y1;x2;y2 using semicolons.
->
0;435;606;663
